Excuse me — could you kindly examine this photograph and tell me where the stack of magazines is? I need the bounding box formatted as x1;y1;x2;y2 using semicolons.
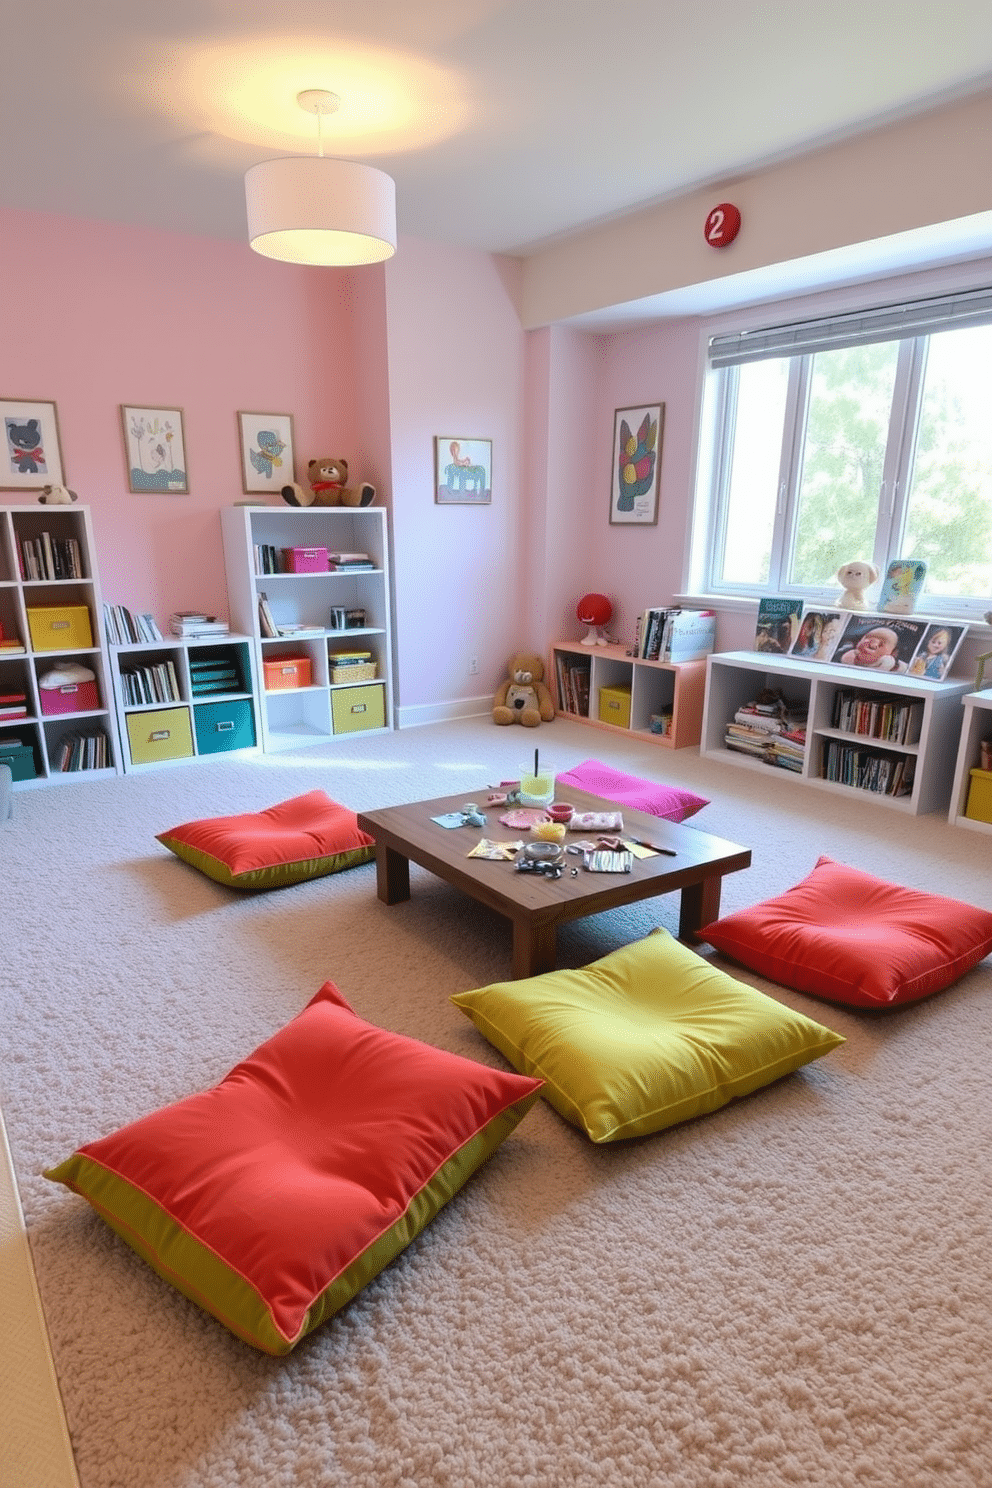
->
169;612;230;638
725;689;807;768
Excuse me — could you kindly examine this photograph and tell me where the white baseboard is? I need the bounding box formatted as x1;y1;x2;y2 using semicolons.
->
395;696;494;729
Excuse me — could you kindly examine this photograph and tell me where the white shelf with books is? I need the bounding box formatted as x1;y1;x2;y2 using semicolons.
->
0;503;121;787
702;650;971;815
549;640;707;750
221;505;393;752
107;616;259;772
948;689;992;833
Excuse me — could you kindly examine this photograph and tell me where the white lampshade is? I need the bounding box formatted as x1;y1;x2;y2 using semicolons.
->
245;156;396;267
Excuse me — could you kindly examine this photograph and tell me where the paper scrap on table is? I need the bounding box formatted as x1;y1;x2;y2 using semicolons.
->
467;839;523;860
622;839;657;859
432;812;469;829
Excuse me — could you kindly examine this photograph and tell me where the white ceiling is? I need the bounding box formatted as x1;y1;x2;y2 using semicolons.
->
6;1;992;286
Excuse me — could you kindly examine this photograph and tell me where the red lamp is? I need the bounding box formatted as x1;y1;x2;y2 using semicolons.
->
577;592;612;646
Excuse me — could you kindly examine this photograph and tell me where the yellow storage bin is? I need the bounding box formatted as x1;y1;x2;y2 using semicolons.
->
27;604;92;651
127;707;194;765
331;682;385;735
965;767;992;824
598;685;632;730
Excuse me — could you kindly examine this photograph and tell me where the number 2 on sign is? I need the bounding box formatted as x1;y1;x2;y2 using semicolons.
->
704;203;741;247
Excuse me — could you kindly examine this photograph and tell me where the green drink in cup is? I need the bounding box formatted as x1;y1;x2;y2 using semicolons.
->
519;750;554;807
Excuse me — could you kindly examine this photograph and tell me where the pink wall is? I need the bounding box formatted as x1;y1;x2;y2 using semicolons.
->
382;237;529;717
0;208;368;622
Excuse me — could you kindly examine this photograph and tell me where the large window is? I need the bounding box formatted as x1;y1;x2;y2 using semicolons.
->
698;289;992;617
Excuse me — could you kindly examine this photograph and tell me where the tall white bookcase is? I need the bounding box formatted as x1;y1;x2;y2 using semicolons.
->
0;503;121;787
221;504;394;753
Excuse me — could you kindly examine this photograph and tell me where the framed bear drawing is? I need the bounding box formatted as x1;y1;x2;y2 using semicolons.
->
1;398;65;489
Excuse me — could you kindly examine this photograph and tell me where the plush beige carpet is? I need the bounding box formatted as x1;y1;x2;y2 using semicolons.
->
2;715;991;1488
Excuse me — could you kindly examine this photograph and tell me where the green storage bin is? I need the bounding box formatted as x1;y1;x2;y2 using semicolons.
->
0;740;37;781
194;698;256;755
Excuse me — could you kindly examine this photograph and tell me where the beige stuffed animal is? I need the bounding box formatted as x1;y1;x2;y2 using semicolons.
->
835;560;879;611
493;652;555;728
281;457;375;508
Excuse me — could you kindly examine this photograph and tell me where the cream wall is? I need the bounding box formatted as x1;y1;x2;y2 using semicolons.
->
519;89;992;328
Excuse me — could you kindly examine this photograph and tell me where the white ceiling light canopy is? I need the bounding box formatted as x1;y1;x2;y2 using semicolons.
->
245;88;396;267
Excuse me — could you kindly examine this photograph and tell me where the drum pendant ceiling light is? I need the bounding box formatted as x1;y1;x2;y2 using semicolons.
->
245;89;396;267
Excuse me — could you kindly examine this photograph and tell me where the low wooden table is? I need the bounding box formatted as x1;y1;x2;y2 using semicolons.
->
356;785;751;978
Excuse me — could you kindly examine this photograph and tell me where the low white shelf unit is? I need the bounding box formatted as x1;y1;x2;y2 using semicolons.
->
949;689;992;833
701;650;971;815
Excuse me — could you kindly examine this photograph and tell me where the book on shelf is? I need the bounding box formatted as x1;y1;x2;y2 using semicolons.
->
788;609;845;662
821;740;914;797
104;604;164;645
831;689;923;745
169;612;230;637
257;594;278;639
877;559;928;615
831;614;931;674
662;609;716;663
328;552;370;564
274;623;326;638
55;727;109;772
754;596;804;655
19;532;82;582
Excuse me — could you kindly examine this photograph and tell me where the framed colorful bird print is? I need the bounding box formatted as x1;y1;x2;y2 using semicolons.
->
238;411;295;495
610;403;664;525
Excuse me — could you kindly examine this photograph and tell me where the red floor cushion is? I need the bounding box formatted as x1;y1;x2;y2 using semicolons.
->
46;982;543;1354
556;759;709;823
699;856;992;1008
156;789;374;889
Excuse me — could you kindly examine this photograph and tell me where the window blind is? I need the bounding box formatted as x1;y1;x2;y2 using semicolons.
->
709;286;992;366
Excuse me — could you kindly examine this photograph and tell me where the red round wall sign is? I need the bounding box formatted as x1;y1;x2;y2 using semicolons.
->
704;203;742;247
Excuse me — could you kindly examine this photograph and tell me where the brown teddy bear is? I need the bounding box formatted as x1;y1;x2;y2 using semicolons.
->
493;652;555;728
281;457;376;508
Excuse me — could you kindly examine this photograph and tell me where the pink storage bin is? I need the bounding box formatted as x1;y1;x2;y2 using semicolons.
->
286;547;328;573
40;679;100;715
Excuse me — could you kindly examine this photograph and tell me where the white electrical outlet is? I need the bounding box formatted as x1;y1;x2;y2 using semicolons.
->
469;655;479;675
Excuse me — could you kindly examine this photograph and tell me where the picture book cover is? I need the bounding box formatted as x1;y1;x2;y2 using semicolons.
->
754;596;804;654
905;621;968;681
832;614;927;674
878;559;928;615
789;609;845;663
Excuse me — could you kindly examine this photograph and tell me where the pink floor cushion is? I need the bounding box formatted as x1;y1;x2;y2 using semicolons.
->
699;855;992;1009
156;789;375;889
46;982;544;1355
555;758;709;823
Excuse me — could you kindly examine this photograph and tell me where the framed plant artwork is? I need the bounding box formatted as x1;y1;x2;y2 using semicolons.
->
238;411;295;495
434;437;492;505
610;403;664;525
120;405;188;493
1;397;65;489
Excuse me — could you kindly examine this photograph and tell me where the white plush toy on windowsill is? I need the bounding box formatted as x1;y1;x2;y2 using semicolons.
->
835;560;879;611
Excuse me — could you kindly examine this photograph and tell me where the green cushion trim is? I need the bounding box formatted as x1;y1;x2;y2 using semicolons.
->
46;1089;540;1355
156;835;374;890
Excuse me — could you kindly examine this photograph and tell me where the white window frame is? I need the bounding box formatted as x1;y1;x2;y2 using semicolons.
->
690;275;992;623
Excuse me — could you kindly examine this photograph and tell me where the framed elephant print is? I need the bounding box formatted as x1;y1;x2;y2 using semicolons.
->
434;437;492;505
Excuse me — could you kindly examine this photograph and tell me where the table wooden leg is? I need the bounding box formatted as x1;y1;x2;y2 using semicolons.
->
512;920;556;979
375;844;410;905
679;874;721;942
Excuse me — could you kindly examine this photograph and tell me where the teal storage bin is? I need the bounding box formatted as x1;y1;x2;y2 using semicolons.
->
0;740;37;781
193;698;255;755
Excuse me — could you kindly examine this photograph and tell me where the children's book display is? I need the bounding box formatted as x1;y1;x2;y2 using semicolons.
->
634;607;716;662
754;596;967;680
